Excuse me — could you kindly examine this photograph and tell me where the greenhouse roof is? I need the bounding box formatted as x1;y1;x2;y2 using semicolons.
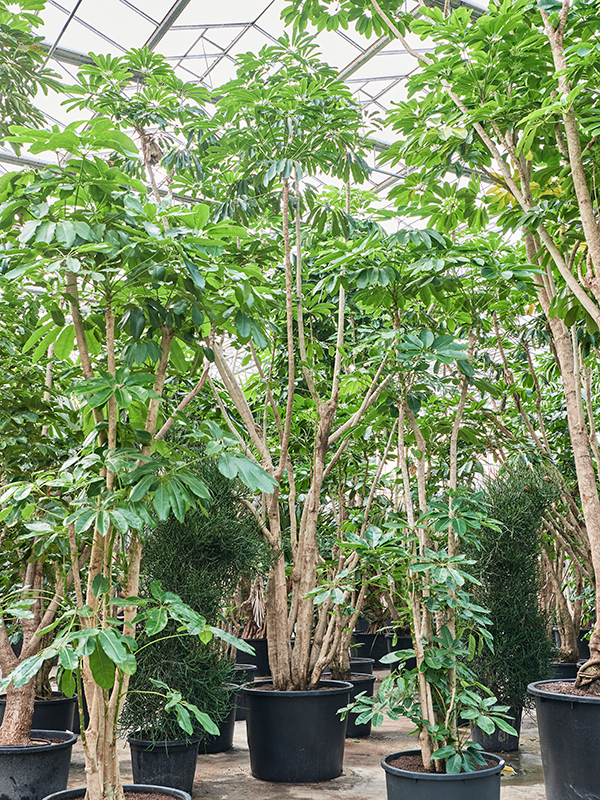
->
0;0;488;195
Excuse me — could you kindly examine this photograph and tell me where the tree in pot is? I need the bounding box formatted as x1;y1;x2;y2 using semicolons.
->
0;119;262;800
468;462;555;750
192;37;401;781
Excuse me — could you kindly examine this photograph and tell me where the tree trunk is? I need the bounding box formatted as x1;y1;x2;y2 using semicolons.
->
0;682;36;746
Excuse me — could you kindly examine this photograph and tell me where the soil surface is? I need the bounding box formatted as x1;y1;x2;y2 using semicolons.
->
537;681;600;697
123;794;176;800
388;752;497;774
252;683;344;691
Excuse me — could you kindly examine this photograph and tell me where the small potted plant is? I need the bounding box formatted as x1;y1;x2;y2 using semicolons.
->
120;468;268;784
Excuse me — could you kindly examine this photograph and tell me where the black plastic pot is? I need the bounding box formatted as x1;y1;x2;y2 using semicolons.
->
242;679;351;782
232;663;257;721
351;632;391;668
42;784;191;800
0;691;77;732
578;628;591;660
0;729;77;800
128;737;199;794
197;685;236;754
349;657;375;675
382;749;504;800
528;678;600;800
344;674;376;738
470;707;522;752
236;637;270;676
547;661;579;679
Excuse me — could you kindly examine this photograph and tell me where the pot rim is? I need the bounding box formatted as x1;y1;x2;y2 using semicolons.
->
349;657;375;663
382;749;505;780
0;690;76;706
42;784;191;800
528;678;600;704
0;728;77;754
127;735;200;748
240;678;353;697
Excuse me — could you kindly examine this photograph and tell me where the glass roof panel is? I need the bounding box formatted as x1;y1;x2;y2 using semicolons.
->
0;0;489;190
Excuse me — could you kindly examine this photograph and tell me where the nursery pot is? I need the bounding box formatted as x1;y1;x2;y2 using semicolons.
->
0;729;77;800
547;661;579;679
236;637;270;676
528;678;600;800
232;663;257;721
42;785;190;800
578;628;591;661
0;691;77;732
128;737;199;794
470;707;522;752
349;657;375;675
382;749;504;800
344;673;377;738
351;632;391;668
197;685;236;754
242;679;351;782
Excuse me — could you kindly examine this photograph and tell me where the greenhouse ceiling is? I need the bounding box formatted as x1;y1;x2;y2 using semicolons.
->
0;0;487;195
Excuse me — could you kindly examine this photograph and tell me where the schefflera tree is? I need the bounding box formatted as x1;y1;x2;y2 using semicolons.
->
200;35;392;691
0;120;262;799
286;0;600;691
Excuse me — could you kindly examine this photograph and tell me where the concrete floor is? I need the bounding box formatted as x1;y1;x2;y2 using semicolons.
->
66;692;546;799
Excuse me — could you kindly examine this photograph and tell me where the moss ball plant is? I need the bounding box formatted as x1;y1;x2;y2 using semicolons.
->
469;462;556;716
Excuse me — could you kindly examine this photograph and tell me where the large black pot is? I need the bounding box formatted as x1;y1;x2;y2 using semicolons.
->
232;663;257;721
197;685;236;754
0;729;77;800
128;737;199;793
349;657;375;675
236;638;270;676
470;707;522;752
0;691;76;732
344;674;376;738
242;679;351;782
382;749;504;800
528;678;600;800
351;632;391;668
42;785;190;800
547;661;579;679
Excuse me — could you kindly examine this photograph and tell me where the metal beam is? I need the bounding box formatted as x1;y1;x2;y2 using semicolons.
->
39;42;96;68
145;0;194;52
338;35;391;81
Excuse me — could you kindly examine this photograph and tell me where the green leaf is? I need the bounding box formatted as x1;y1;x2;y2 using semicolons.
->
91;574;109;597
176;704;193;734
153;483;171;521
146;606;168;636
189;706;219;735
53;324;75;360
98;629;128;666
89;639;116;690
59;669;76;697
129;473;156;503
210;627;253;653
235;311;252;339
446;753;463;774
